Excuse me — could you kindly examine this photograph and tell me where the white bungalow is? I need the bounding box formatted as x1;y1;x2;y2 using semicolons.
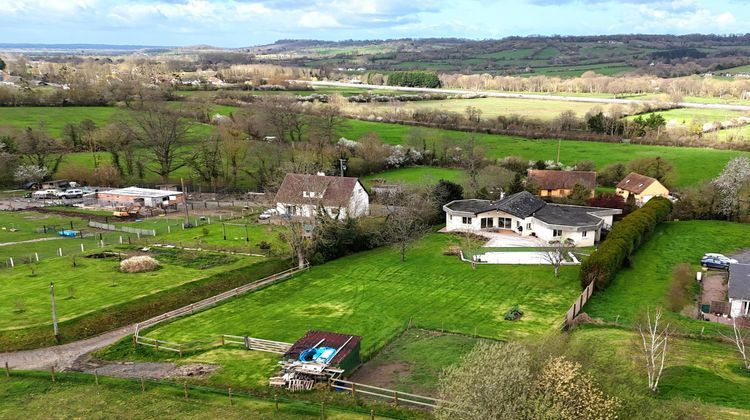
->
275;173;369;220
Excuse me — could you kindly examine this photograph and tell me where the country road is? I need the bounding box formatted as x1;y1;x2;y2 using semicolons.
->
0;324;135;370
300;80;750;112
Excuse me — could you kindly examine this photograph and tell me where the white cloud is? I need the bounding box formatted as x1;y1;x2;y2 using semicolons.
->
716;11;736;25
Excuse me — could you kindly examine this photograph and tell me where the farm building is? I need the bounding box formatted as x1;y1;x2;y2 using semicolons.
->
271;330;362;390
443;191;620;246
527;169;596;198
41;179;71;189
616;172;670;206
728;263;750;318
275;173;369;220
96;186;185;208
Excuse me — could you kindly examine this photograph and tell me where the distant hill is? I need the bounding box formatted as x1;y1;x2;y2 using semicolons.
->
246;34;750;78
0;43;172;51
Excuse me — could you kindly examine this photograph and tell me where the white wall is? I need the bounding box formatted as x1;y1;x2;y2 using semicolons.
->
730;298;750;318
347;182;370;218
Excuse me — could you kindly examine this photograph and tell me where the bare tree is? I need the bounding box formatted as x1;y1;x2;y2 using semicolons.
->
258;95;307;142
382;192;432;262
637;308;670;392
127;106;189;183
721;319;750;371
189;135;223;190
16;126;67;173
280;219;312;269
542;238;574;278
311;104;343;144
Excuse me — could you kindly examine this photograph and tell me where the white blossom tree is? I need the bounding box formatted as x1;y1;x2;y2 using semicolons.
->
713;156;750;220
14;164;49;184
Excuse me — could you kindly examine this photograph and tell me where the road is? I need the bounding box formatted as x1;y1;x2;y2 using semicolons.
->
0;324;135;370
301;80;750;112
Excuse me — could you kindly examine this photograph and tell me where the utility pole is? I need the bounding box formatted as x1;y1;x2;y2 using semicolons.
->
181;178;190;227
339;158;347;177
244;224;249;243
50;282;59;344
556;138;561;165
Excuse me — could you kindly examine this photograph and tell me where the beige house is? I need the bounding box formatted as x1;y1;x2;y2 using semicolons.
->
615;172;669;206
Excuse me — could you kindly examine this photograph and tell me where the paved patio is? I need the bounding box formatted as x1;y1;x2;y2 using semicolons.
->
471;230;548;247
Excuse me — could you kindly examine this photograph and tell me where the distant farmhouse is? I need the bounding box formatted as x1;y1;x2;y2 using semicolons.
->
275;173;369;220
616;172;670;206
527;169;596;198
443;191;620;246
96;186;185;208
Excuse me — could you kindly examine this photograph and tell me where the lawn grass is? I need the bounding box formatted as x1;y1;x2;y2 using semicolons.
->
585;221;750;328
349;97;603;121
0;371;376;419
0;247;261;330
0;106;121;137
141;233;580;358
338;119;750;188
627;108;746;126
0;211;89;243
361;166;466;188
568;326;750;414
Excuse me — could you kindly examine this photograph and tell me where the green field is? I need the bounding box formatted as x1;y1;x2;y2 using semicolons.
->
0;247;260;330
339;119;749;188
352;97;603;121
628;108;746;127
0;372;373;419
361;166;466;187
142;233;579;357
0;106;121;136
585;220;750;327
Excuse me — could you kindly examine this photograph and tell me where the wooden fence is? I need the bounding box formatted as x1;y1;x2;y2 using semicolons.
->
221;334;291;354
563;280;595;328
330;378;447;409
88;220;156;237
134;264;309;341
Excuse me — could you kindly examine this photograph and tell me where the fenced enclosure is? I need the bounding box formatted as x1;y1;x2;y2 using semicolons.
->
133;264;309;347
88;220;156;237
330;378;446;409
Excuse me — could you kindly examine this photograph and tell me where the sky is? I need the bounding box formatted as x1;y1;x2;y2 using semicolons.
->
0;0;747;47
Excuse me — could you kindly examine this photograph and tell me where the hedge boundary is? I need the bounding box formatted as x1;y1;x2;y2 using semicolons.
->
580;197;673;290
0;258;290;352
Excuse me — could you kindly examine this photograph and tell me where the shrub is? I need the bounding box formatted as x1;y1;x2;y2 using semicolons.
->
504;305;524;321
120;256;160;273
667;263;696;312
258;241;272;250
580;197;672;290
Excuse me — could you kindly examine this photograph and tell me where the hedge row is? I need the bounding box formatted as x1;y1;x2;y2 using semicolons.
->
387;71;441;88
580;197;673;290
0;258;290;352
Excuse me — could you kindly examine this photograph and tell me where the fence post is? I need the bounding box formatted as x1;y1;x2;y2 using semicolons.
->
393;391;398;406
50;366;56;382
371;410;374;420
228;388;233;406
94;370;99;386
35;252;39;262
274;393;278;411
4;361;9;377
8;258;13;268
183;383;189;399
119;236;123;244
140;377;145;392
80;244;85;252
320;402;325;419
58;248;62;257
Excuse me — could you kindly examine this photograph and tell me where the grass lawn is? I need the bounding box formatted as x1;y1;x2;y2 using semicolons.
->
585;221;750;329
0;247;261;330
338;119;750;188
568;327;750;414
0;106;121;137
627;108;746;127
0;371;373;419
361;166;466;188
141;233;579;358
349;97;603;121
0;211;89;243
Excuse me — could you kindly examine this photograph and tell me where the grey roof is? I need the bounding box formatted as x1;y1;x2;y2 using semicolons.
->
729;264;750;300
444;199;493;214
493;191;545;218
534;204;604;227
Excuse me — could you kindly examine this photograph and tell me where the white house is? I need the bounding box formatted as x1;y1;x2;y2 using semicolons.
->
275;173;369;220
443;191;620;247
729;264;750;318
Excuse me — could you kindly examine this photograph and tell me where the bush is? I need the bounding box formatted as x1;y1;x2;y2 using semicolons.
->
667;263;696;312
258;241;272;250
580;197;672;290
504;305;524;321
120;256;160;273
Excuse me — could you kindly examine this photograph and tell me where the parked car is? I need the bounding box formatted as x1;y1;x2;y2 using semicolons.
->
258;208;278;220
700;256;731;270
703;253;738;264
60;189;84;199
32;189;61;199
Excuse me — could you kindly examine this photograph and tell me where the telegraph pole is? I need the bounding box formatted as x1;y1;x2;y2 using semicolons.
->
339;159;347;177
181;178;190;227
50;282;59;344
556;138;561;165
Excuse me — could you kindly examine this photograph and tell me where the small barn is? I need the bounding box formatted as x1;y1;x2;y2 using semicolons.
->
96;187;185;208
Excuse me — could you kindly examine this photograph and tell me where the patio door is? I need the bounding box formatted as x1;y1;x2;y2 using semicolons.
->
499;217;512;229
481;217;494;229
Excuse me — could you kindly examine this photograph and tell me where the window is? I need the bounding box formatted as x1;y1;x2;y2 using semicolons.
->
481;218;494;229
553;229;562;237
499;217;512;229
462;217;472;225
526;223;532;229
582;231;588;238
286;205;297;215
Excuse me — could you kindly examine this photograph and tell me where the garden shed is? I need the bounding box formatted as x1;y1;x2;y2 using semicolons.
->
285;330;362;375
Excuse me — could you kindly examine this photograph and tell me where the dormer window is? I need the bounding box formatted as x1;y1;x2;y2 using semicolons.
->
303;191;322;198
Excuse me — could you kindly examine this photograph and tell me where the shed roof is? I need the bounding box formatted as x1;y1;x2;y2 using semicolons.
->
275;174;364;207
99;186;182;198
284;330;362;367
528;169;596;191
616;172;661;194
729;263;750;300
